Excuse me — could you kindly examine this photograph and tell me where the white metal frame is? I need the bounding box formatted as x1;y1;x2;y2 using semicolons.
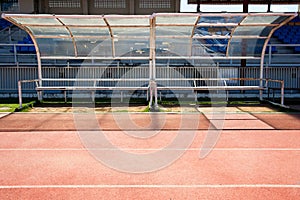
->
2;12;297;108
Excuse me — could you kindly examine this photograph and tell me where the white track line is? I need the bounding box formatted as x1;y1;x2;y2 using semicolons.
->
0;148;300;151
0;184;300;189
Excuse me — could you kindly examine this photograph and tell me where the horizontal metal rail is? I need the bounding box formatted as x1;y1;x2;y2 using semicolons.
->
17;77;284;108
157;86;264;90
1;43;299;66
39;56;262;60
36;86;149;91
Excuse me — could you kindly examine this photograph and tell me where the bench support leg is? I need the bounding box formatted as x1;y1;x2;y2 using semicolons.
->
280;81;284;106
226;90;229;102
259;90;263;101
149;80;158;110
18;81;23;109
91;91;95;103
64;91;67;103
154;84;158;108
37;91;43;101
146;89;149;101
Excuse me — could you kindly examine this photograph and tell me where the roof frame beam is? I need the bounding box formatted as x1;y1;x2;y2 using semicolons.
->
1;12;297;61
55;17;78;57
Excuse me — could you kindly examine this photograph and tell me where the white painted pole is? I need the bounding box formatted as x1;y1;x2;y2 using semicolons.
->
281;81;284;106
18;81;22;109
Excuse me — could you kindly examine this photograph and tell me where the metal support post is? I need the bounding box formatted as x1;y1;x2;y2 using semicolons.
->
281;81;285;106
64;91;67;103
18;81;22;109
146;88;149;101
91;91;95;102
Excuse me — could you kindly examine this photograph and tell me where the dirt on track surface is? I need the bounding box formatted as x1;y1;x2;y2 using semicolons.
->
27;103;281;113
28;105;148;113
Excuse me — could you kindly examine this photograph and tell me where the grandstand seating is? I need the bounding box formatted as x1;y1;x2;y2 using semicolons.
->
0;18;35;54
0;18;35;53
15;35;36;53
274;16;300;53
0;19;12;30
196;26;278;54
265;41;277;54
195;27;229;54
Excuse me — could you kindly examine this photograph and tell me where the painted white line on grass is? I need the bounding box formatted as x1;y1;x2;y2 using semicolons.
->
0;184;300;189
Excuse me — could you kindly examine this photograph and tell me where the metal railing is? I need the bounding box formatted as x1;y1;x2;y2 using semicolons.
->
0;43;300;66
0;43;36;65
1;66;299;91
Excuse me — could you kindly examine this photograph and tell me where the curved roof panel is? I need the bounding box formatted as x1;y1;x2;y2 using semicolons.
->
2;13;296;59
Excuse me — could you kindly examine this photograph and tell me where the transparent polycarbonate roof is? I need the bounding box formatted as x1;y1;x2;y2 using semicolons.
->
2;13;296;59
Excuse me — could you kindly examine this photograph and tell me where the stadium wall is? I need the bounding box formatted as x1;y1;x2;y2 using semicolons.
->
1;0;180;15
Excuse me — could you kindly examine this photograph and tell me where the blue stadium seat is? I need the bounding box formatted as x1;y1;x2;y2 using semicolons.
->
291;17;300;23
273;30;280;37
274;24;300;45
0;19;12;30
290;39;298;44
265;46;277;54
28;46;36;52
283;37;291;44
14;35;36;53
20;46;28;52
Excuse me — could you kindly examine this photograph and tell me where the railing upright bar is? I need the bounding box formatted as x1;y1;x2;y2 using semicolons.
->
18;80;22;109
281;80;285;106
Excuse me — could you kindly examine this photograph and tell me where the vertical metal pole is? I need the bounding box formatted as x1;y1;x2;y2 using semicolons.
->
146;87;149;101
149;85;153;107
259;55;264;101
243;0;249;13
149;59;153;107
64;91;67;103
240;1;249;94
37;52;43;101
154;83;158;107
9;27;12;42
281;80;284;105
103;18;115;58
16;62;19;87
14;45;17;64
149;15;157;108
196;0;200;12
268;45;272;66
152;16;158;108
267;0;271;12
18;81;22;109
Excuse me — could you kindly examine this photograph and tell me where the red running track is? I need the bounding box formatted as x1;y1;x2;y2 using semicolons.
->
0;111;300;199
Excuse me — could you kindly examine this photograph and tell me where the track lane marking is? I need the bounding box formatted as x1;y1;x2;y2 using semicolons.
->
0;184;300;189
0;148;300;151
